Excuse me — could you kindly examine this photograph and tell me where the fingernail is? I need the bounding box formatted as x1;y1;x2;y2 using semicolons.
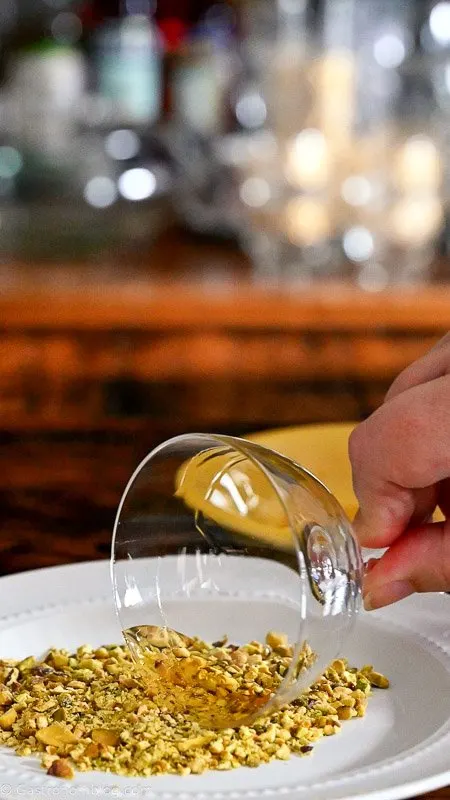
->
363;592;374;611
364;558;379;575
364;580;413;611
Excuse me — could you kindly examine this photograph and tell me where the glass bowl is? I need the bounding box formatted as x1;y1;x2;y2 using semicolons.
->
111;433;363;729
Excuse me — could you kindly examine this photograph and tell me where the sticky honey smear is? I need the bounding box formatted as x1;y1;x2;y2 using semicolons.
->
123;626;316;730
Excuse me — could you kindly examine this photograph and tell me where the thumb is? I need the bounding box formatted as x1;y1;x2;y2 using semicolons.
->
363;521;450;610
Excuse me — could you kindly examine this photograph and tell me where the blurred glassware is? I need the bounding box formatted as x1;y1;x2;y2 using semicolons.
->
171;5;237;138
167;3;241;238
4;41;86;162
94;0;162;127
349;0;445;287
0;0;174;261
237;0;336;283
0;0;448;271
235;0;447;286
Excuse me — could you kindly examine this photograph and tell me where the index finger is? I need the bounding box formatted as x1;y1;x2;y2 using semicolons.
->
349;374;450;548
385;332;450;404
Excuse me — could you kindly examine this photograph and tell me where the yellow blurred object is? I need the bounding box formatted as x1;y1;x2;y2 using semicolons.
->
247;423;358;520
175;424;359;552
175;446;293;550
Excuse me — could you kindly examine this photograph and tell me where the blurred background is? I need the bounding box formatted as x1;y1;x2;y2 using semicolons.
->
2;0;450;576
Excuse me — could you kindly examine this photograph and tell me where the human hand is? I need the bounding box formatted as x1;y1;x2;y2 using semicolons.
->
349;333;450;610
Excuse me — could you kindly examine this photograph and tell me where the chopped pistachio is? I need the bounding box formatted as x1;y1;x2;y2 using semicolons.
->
364;670;390;689
47;758;74;779
36;723;78;747
0;708;17;730
265;631;288;650
18;657;36;672
0;687;13;707
92;729;120;747
0;637;388;780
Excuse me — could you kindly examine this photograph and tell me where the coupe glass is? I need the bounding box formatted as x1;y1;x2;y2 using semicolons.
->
111;433;363;729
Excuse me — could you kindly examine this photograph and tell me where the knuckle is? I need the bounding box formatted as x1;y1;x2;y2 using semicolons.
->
384;400;429;486
385;368;411;400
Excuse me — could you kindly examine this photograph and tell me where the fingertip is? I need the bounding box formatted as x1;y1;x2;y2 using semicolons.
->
362;521;450;609
363;592;374;611
363;580;414;611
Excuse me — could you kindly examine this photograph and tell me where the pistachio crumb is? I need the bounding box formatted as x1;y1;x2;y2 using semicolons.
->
0;635;388;780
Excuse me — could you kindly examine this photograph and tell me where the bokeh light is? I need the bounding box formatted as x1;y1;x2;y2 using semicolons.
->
394;136;442;192
390;197;443;246
373;33;406;69
285;198;330;246
239;177;271;208
105;130;141;161
341;176;374;207
118;168;157;201
343;227;374;262
235;92;267;129
84;176;117;209
285;129;329;191
430;2;450;46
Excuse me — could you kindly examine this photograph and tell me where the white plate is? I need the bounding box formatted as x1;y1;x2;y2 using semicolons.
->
0;560;449;800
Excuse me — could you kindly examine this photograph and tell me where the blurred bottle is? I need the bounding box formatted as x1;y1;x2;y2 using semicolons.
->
5;41;86;163
95;0;162;126
269;0;311;138
314;0;356;159
0;0;174;261
168;3;241;237
342;0;443;287
171;4;238;137
237;0;335;282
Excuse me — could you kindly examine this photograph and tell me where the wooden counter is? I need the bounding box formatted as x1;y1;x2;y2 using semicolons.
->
1;231;450;434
